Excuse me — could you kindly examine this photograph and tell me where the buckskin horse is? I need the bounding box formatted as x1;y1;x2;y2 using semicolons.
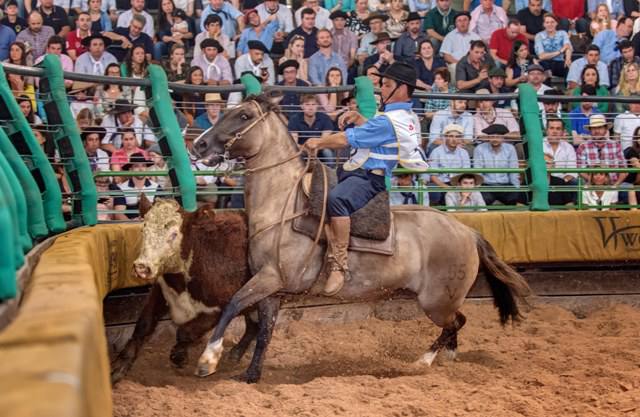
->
191;93;531;382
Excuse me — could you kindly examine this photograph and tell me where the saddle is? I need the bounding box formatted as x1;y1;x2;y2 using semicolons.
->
293;162;396;256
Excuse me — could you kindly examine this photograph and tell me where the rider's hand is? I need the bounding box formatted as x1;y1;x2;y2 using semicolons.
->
338;111;365;129
302;138;322;155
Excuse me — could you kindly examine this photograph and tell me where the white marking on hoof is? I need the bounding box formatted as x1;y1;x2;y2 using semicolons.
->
196;339;224;377
416;350;438;366
443;348;457;361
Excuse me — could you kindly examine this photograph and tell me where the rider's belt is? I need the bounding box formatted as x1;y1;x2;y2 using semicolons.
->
367;169;385;176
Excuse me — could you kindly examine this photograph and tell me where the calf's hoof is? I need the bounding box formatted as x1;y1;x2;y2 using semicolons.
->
169;347;188;368
195;339;224;377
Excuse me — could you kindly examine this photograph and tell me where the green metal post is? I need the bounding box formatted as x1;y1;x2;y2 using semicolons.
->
0;184;16;299
0;151;24;269
39;55;97;225
146;64;197;211
518;83;549;210
0;148;31;252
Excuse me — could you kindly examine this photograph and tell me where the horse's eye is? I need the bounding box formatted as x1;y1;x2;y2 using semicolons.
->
240;114;249;121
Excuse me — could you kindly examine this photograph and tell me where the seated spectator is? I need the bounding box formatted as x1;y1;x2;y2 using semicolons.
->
428;123;471;205
441;12;480;69
113;152;161;220
506;40;537;88
582;171;618;210
116;0;154;38
37;0;70;37
571;64;610;113
470;0;508;44
346;0;371;38
429;99;474;150
288;94;335;162
516;0;547;51
359;11;387;55
576;114;628;188
324;0;355;12
237;8;279;56
257;0;295;55
510;63;552;112
101;99;156;153
122;45;151;121
192;38;233;85
87;0;113;33
569;85;602;146
69;82;96;118
17;94;41;124
146;144;171;189
279;34;309;81
567;44;610;90
543;115;578;205
33;36;73;88
534;13;571;78
474;89;520;139
276;60;309;115
235;40;275;85
65;12;91;61
614;98;640;150
193;15;234;60
16;11;55;61
95;175;115;221
390;173;429;206
589;3;618;38
489;18;528;67
613;62;640;113
309;29;347;86
423;0;458;53
541;88;571;131
194;93;223;130
473;124;522;206
317;67;346;119
82;127;110;173
609;40;640;92
181;66;206;123
295;0;333;30
110;127;148;172
286;8;319;59
162;44;189;82
105;14;153;62
487;68;511;108
363;32;397;74
394;12;426;59
75;107;94;129
154;4;194;61
1;1;27;36
330;10;357;67
4;42;34;98
414;39;447;91
623;125;640;207
94;63;133;120
456;40;496;93
553;0;589;34
75;34;118;75
445;173;487;211
200;0;243;37
424;68;456;119
593;16;633;66
0;20;17;62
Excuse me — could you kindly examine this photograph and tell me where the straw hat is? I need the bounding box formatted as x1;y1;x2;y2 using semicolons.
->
584;114;611;130
443;123;464;135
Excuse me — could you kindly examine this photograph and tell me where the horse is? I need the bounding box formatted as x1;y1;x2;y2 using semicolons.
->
191;93;531;382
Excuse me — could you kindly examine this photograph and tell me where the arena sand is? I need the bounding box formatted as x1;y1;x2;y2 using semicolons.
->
113;303;640;417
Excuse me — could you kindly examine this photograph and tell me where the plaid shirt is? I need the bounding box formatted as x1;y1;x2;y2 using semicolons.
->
576;139;626;181
609;56;640;92
424;87;457;113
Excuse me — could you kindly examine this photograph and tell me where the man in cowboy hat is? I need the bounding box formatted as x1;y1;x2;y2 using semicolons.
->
82;127;109;173
445;173;486;211
428;123;471;205
113;152;161;220
394;12;427;59
234;39;275;84
194;93;225;130
191;38;233;85
100;99;157;153
73;32;117;75
276;59;310;112
363;32;397;73
360;12;389;55
576;114;628;185
302;61;428;296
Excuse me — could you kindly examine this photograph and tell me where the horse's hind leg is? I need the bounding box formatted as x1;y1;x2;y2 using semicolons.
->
228;312;260;362
416;311;466;366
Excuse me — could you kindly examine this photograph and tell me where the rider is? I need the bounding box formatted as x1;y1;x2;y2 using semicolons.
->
303;61;428;296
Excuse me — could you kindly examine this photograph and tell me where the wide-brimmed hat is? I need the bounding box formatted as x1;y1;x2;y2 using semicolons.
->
443;123;464;135
81;126;106;141
363;12;389;25
329;10;348;20
278;59;299;75
248;40;269;53
369;32;396;45
404;12;422;22
107;99;135;116
450;173;484;186
69;80;97;94
122;152;152;171
204;92;223;103
372;61;419;89
200;38;224;53
81;33;112;48
584;114;612;130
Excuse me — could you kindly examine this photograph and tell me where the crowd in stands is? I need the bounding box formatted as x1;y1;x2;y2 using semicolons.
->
2;0;640;216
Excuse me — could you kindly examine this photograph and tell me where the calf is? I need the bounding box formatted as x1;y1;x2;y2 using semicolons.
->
111;196;256;383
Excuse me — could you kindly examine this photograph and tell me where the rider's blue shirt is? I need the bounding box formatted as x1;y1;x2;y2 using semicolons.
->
345;101;412;177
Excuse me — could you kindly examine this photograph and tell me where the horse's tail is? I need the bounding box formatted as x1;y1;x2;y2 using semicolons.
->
475;233;532;325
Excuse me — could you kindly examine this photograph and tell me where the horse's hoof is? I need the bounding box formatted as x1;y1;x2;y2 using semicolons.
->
170;349;188;368
196;340;224;377
443;348;457;361
232;372;260;384
195;363;217;378
415;350;438;367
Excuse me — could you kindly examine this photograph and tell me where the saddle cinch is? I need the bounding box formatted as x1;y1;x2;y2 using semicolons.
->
292;162;396;256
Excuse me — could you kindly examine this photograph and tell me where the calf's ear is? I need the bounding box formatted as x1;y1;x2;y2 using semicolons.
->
138;193;153;218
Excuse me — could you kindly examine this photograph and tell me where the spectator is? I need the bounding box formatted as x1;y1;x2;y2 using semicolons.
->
286;7;318;58
256;0;294;55
609;39;640;91
16;11;55;60
237;8;279;55
87;0;113;33
456;40;495;93
192;38;233;85
623;126;640;206
35;36;73;88
75;107;94;129
441;11;481;69
82;127;110;173
287;94;335;160
505;40;537;88
567;44;610;90
359;12;387;54
393;12;427;59
276;59;310;114
181;66;206;123
194;92;223;130
577;114;628;186
162;44;189;82
101;99;156;152
1;1;27;35
582;171;619;210
234;40;275;85
473;123;522;206
571;64;610;113
541;88;571;131
146;144;171;189
428;123;471;205
474;89;520;138
534;13;571;78
552;0;589;34
569;85;602;146
385;0;409;39
17;95;42;124
308;29;347;85
414;39;447;90
110;127;148;171
489;18;528;67
589;1;623;36
445;173;487;211
517;0;547;50
116;0;154;38
0;20;16;61
65;12;91;61
509;64;552;113
294;0;333;30
193;14;234;60
94;62;133;119
423;0;458;53
73;0;117;23
154;4;194;61
95;174;115;221
279;34;309;81
37;0;69;37
390;173;427;206
423;67;456;119
330;10;357;67
113;152;160;220
613;97;640;150
4;42;35;98
364;32;397;73
429;99;474;149
594;16;633;65
105;14;153;62
123;45;150;119
543;115;577;205
74;34;117;75
199;0;243;37
470;0;507;44
346;0;371;38
317;66;346;119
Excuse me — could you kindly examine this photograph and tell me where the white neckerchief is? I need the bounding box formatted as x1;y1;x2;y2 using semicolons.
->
89;55;103;75
204;56;220;80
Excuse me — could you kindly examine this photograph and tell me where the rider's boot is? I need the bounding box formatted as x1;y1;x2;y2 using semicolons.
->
323;216;351;296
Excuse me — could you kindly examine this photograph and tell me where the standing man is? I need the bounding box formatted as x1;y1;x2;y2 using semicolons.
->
302;62;428;295
423;0;458;53
330;10;357;67
394;12;427;59
308;28;347;85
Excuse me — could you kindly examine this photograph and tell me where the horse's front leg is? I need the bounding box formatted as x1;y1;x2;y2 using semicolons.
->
196;266;283;377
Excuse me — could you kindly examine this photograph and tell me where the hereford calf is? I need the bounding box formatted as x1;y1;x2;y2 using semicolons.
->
111;196;256;383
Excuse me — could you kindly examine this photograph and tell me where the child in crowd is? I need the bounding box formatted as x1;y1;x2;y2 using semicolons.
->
445;173;487;211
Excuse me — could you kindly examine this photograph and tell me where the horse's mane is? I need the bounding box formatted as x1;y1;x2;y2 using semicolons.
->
244;92;283;115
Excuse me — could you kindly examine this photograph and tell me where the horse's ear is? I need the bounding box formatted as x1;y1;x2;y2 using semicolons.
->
139;193;153;218
265;90;284;106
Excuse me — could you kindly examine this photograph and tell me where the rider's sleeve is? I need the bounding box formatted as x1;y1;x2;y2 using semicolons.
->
345;115;396;148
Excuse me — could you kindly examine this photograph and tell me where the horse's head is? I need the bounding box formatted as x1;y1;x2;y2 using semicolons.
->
193;93;283;166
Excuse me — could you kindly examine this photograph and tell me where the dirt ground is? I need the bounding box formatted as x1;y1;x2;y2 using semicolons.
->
112;302;640;417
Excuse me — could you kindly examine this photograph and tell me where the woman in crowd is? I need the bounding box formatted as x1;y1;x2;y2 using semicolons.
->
181;66;207;125
279;35;308;81
590;3;616;37
614;63;640;112
94;63;133;120
88;0;112;33
583;171;618;210
385;0;409;39
423;68;456;121
123;46;151;122
571;64;609;113
17;95;41;124
414;40;446;91
75;108;94;130
155;0;194;60
505;40;538;88
317;67;346;120
162;44;190;82
346;0;370;38
535;13;572;78
4;42;35;102
110;128;147;172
